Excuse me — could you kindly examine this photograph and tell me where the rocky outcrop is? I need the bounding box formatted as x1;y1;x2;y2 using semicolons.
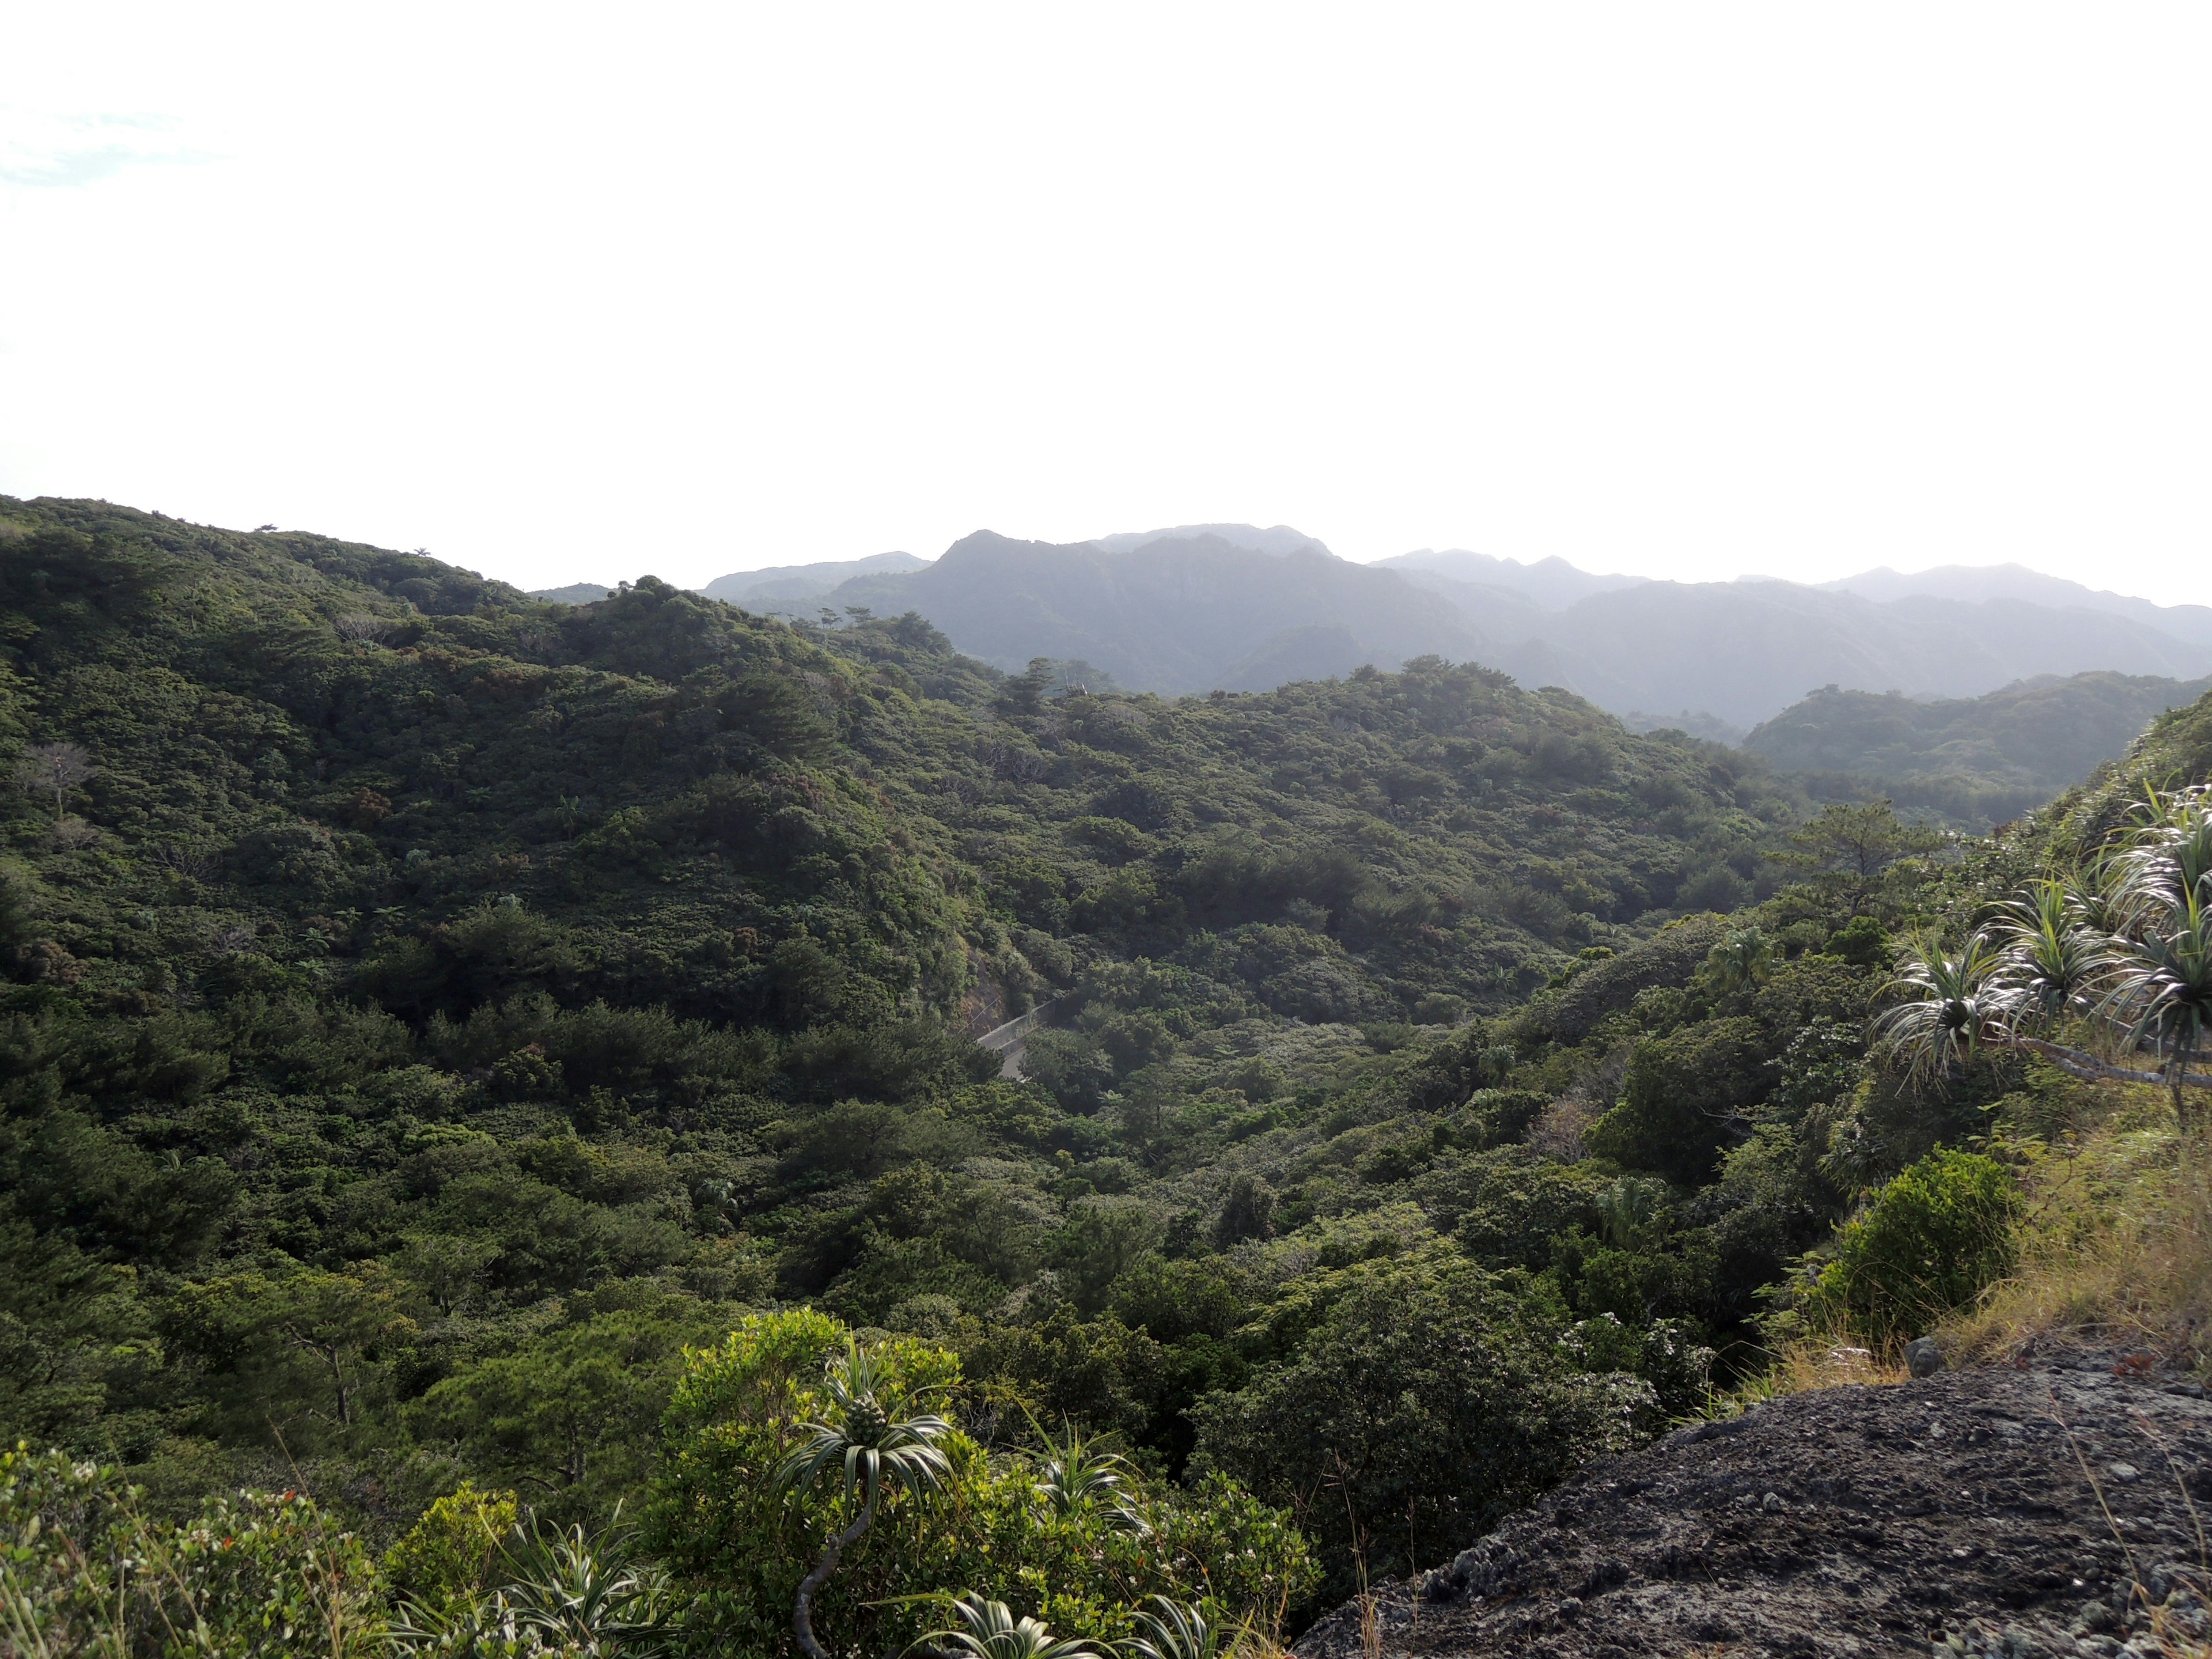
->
1294;1353;2212;1658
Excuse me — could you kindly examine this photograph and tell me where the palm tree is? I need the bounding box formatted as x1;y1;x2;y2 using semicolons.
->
918;1593;1101;1659
2101;882;2212;1123
1710;926;1775;992
1123;1598;1230;1659
388;1514;668;1658
779;1341;955;1659
1991;878;2107;1024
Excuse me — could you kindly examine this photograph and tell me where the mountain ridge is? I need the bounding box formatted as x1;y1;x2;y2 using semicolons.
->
750;529;2212;726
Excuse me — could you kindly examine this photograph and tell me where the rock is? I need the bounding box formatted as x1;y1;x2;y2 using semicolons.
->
2107;1462;2141;1483
1907;1336;1946;1377
1762;1491;1786;1512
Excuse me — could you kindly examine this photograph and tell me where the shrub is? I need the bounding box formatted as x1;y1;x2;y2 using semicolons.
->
384;1482;520;1613
1190;1254;1633;1599
0;1445;385;1656
1806;1147;2021;1341
646;1311;1313;1657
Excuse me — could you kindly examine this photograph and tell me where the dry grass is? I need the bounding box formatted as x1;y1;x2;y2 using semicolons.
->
1714;1084;2212;1414
1718;1335;1910;1412
1940;1093;2212;1374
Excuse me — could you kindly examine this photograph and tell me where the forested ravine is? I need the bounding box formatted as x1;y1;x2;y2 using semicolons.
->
6;494;2211;1655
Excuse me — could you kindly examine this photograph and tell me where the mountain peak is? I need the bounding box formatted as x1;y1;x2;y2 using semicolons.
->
1090;523;1334;559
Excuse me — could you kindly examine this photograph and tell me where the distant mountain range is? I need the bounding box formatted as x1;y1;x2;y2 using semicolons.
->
682;528;2211;728
698;551;929;609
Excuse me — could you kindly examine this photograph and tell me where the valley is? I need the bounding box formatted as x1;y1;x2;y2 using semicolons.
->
6;495;2212;1656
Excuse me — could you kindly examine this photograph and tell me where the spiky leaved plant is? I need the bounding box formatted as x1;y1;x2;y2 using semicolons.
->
1870;929;2016;1082
918;1593;1101;1659
1032;1421;1142;1529
1873;786;2212;1112
778;1340;953;1659
1122;1597;1229;1659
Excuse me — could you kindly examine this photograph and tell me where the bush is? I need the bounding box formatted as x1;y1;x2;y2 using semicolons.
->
0;1445;385;1656
1190;1253;1634;1598
645;1310;1313;1657
1805;1147;2021;1341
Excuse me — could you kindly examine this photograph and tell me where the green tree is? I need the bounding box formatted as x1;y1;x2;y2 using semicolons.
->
169;1264;418;1440
1781;800;1945;918
1190;1252;1627;1597
780;1339;957;1659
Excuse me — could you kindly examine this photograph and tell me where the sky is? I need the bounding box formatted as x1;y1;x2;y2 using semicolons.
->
2;5;2206;601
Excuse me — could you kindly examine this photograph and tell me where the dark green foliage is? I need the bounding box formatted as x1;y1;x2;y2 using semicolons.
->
1587;1017;1771;1185
9;494;2180;1622
1189;1254;1631;1597
1745;672;2212;830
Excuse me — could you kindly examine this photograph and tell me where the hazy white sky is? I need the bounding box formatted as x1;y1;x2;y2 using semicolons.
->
2;5;2206;599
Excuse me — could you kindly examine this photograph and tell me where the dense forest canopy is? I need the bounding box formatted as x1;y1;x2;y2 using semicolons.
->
1744;671;2212;830
6;494;2211;1654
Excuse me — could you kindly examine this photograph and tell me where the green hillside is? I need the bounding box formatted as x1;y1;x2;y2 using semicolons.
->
11;495;2189;1649
1744;671;2212;828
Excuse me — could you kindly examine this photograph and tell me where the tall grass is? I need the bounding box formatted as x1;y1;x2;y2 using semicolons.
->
1941;1092;2212;1372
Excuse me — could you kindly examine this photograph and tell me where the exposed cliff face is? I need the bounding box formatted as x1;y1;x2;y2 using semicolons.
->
1295;1354;2212;1659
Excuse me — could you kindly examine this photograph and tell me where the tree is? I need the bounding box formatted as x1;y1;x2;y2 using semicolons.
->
13;741;94;823
1707;926;1775;992
1190;1252;1628;1598
779;1339;956;1659
1869;930;2014;1082
169;1264;417;1437
1780;800;1945;917
418;1304;713;1514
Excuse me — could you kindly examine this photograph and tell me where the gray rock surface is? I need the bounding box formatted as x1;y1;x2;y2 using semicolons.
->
1294;1353;2212;1659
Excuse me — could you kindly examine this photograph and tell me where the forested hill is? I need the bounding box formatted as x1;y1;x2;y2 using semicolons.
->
1743;670;2212;829
21;494;2196;1651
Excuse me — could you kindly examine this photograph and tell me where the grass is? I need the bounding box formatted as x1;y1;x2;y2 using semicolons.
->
1940;1089;2212;1375
1711;1079;2212;1417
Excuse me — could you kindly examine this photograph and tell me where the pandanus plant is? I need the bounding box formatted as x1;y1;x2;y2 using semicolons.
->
918;1594;1103;1659
779;1340;955;1659
1873;784;2212;1118
1122;1598;1231;1659
1032;1421;1146;1531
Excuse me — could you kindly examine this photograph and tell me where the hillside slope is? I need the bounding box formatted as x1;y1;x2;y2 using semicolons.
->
1745;671;2212;828
0;494;1827;1562
1297;1354;2212;1659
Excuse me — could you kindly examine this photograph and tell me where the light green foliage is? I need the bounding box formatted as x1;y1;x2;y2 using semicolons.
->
1807;1148;2021;1341
647;1312;1313;1657
385;1481;521;1614
0;1444;385;1656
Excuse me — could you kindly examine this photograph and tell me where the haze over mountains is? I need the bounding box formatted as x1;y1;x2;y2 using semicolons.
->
681;525;2212;730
